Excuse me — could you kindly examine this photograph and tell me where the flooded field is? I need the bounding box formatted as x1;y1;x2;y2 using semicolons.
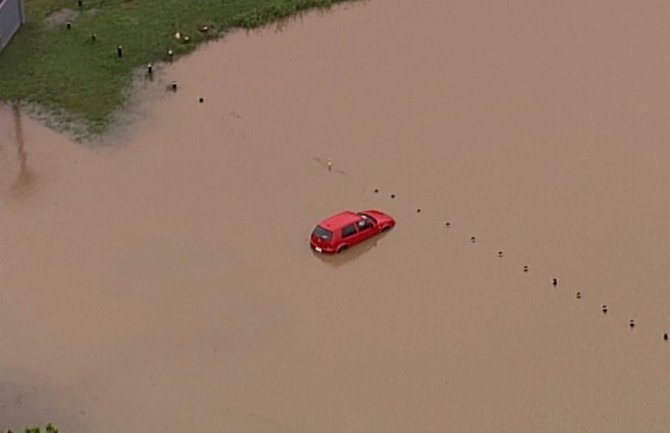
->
2;1;669;432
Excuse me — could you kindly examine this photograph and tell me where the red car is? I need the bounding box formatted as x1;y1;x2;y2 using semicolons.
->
310;210;395;254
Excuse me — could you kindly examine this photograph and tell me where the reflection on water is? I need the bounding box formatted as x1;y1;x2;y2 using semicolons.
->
11;104;36;196
314;231;390;268
0;103;36;198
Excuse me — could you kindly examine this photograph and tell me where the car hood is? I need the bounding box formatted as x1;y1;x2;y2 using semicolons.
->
361;209;394;225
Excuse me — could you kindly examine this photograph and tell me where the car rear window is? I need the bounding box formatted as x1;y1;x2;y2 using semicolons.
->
312;225;333;241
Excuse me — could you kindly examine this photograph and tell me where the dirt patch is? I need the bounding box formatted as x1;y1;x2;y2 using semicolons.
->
44;8;98;28
44;8;78;27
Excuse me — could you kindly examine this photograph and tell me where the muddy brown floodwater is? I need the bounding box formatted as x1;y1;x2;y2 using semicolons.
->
2;1;670;432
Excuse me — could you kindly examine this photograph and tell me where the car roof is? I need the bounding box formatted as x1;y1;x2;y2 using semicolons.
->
318;211;361;230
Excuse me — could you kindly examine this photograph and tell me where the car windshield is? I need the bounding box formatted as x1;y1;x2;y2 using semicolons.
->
358;213;377;224
312;225;333;241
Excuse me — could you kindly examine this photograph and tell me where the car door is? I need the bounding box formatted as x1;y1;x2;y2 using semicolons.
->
354;216;376;242
340;223;360;247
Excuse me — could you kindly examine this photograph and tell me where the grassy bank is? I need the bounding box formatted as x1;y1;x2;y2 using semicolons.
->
0;0;353;135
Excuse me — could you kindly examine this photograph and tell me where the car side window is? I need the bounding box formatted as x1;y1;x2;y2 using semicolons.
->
357;218;373;231
342;224;358;238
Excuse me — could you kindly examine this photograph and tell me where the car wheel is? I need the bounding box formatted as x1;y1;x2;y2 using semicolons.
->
337;245;349;253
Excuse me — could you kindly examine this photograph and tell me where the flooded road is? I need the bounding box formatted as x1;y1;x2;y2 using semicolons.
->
2;1;670;432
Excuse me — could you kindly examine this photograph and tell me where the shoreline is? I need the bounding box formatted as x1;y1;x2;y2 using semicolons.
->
0;0;362;138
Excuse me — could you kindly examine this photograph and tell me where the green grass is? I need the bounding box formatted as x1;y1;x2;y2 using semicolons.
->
0;0;354;136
